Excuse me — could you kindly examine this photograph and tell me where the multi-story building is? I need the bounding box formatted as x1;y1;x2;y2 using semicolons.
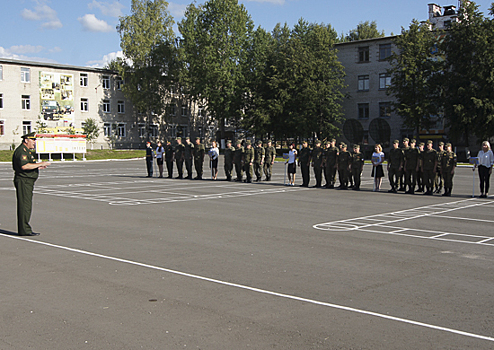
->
0;58;214;151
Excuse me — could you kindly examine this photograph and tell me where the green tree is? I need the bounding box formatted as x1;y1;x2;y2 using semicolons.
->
82;118;100;149
339;21;385;42
387;20;442;137
116;0;177;139
178;0;254;140
440;1;494;145
268;20;346;140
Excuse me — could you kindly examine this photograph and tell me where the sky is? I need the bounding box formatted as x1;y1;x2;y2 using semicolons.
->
1;0;492;68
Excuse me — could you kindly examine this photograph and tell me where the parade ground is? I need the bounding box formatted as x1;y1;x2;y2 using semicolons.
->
0;159;493;349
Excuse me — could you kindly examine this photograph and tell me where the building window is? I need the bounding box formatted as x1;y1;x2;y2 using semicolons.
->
116;78;123;90
379;44;392;60
80;73;88;87
81;98;88;112
170;103;176;116
103;123;112;137
0;93;3;109
379;102;392;118
21;67;30;83
23;121;31;135
103;99;110;113
21;95;31;110
379;73;392;89
117;100;125;114
0;120;4;136
102;75;110;89
116;123;126;137
358;47;369;62
138;123;146;138
358;103;369;119
358;75;369;91
0;65;3;81
150;124;158;137
181;105;187;117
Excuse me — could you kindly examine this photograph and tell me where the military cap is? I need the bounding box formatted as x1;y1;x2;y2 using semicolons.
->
445;142;452;148
427;140;433;145
196;137;201;140
315;140;321;145
267;140;272;143
325;141;330;145
257;140;262;145
236;139;242;144
341;143;347;148
22;132;36;139
246;140;252;145
410;139;416;143
419;142;425;147
176;137;182;141
331;138;336;142
226;140;232;144
393;139;400;144
438;141;444;146
353;144;360;149
185;137;190;141
403;137;409;142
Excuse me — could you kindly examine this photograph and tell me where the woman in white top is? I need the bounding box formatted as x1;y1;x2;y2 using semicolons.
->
208;140;220;180
155;141;165;178
286;143;297;186
371;144;385;191
475;141;494;198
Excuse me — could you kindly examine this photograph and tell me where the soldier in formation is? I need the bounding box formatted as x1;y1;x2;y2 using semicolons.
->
298;141;311;187
311;140;324;188
224;140;235;181
243;141;255;183
165;140;174;178
174;137;185;179
387;140;404;193
323;139;338;189
254;140;265;182
264;140;276;181
351;144;364;191
184;137;194;179
193;137;205;180
234;140;244;182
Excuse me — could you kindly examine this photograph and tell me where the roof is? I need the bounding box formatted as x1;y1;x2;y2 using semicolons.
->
0;57;117;74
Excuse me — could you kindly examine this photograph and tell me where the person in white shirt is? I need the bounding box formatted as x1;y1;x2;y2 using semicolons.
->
286;143;297;186
208;140;220;180
371;144;385;191
155;141;165;178
475;141;494;198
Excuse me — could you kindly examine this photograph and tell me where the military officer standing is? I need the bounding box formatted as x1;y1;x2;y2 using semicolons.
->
243;140;255;183
145;141;154;177
422;140;437;195
323;139;338;189
184;137;194;179
233;140;244;182
165;140;174;178
351;144;364;191
311;140;324;188
404;139;420;194
254;140;265;182
398;138;410;191
263;140;276;181
12;132;51;236
193;137;205;180
387;140;404;193
337;143;351;189
174;137;185;179
224;140;235;181
298;141;311;187
416;142;425;192
441;143;457;196
435;141;445;193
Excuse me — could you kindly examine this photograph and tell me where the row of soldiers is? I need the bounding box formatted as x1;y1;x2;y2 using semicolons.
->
387;138;457;196
159;136;206;180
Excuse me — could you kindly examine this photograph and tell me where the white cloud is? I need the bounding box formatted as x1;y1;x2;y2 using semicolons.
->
9;45;44;55
78;14;114;32
168;3;187;19
86;51;128;68
88;0;125;18
21;2;62;29
0;46;58;64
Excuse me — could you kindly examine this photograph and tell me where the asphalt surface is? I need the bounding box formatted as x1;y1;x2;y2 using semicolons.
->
0;159;493;349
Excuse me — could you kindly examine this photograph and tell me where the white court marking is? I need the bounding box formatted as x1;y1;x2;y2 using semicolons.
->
13;180;305;206
1;233;493;344
313;198;494;246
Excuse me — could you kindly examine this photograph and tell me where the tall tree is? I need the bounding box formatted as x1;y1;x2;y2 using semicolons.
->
440;0;494;145
339;21;385;42
178;0;254;140
387;20;442;137
268;20;346;140
116;0;177;139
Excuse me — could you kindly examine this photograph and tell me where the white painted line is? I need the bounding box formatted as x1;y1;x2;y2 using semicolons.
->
433;215;494;224
478;237;494;244
1;233;493;344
